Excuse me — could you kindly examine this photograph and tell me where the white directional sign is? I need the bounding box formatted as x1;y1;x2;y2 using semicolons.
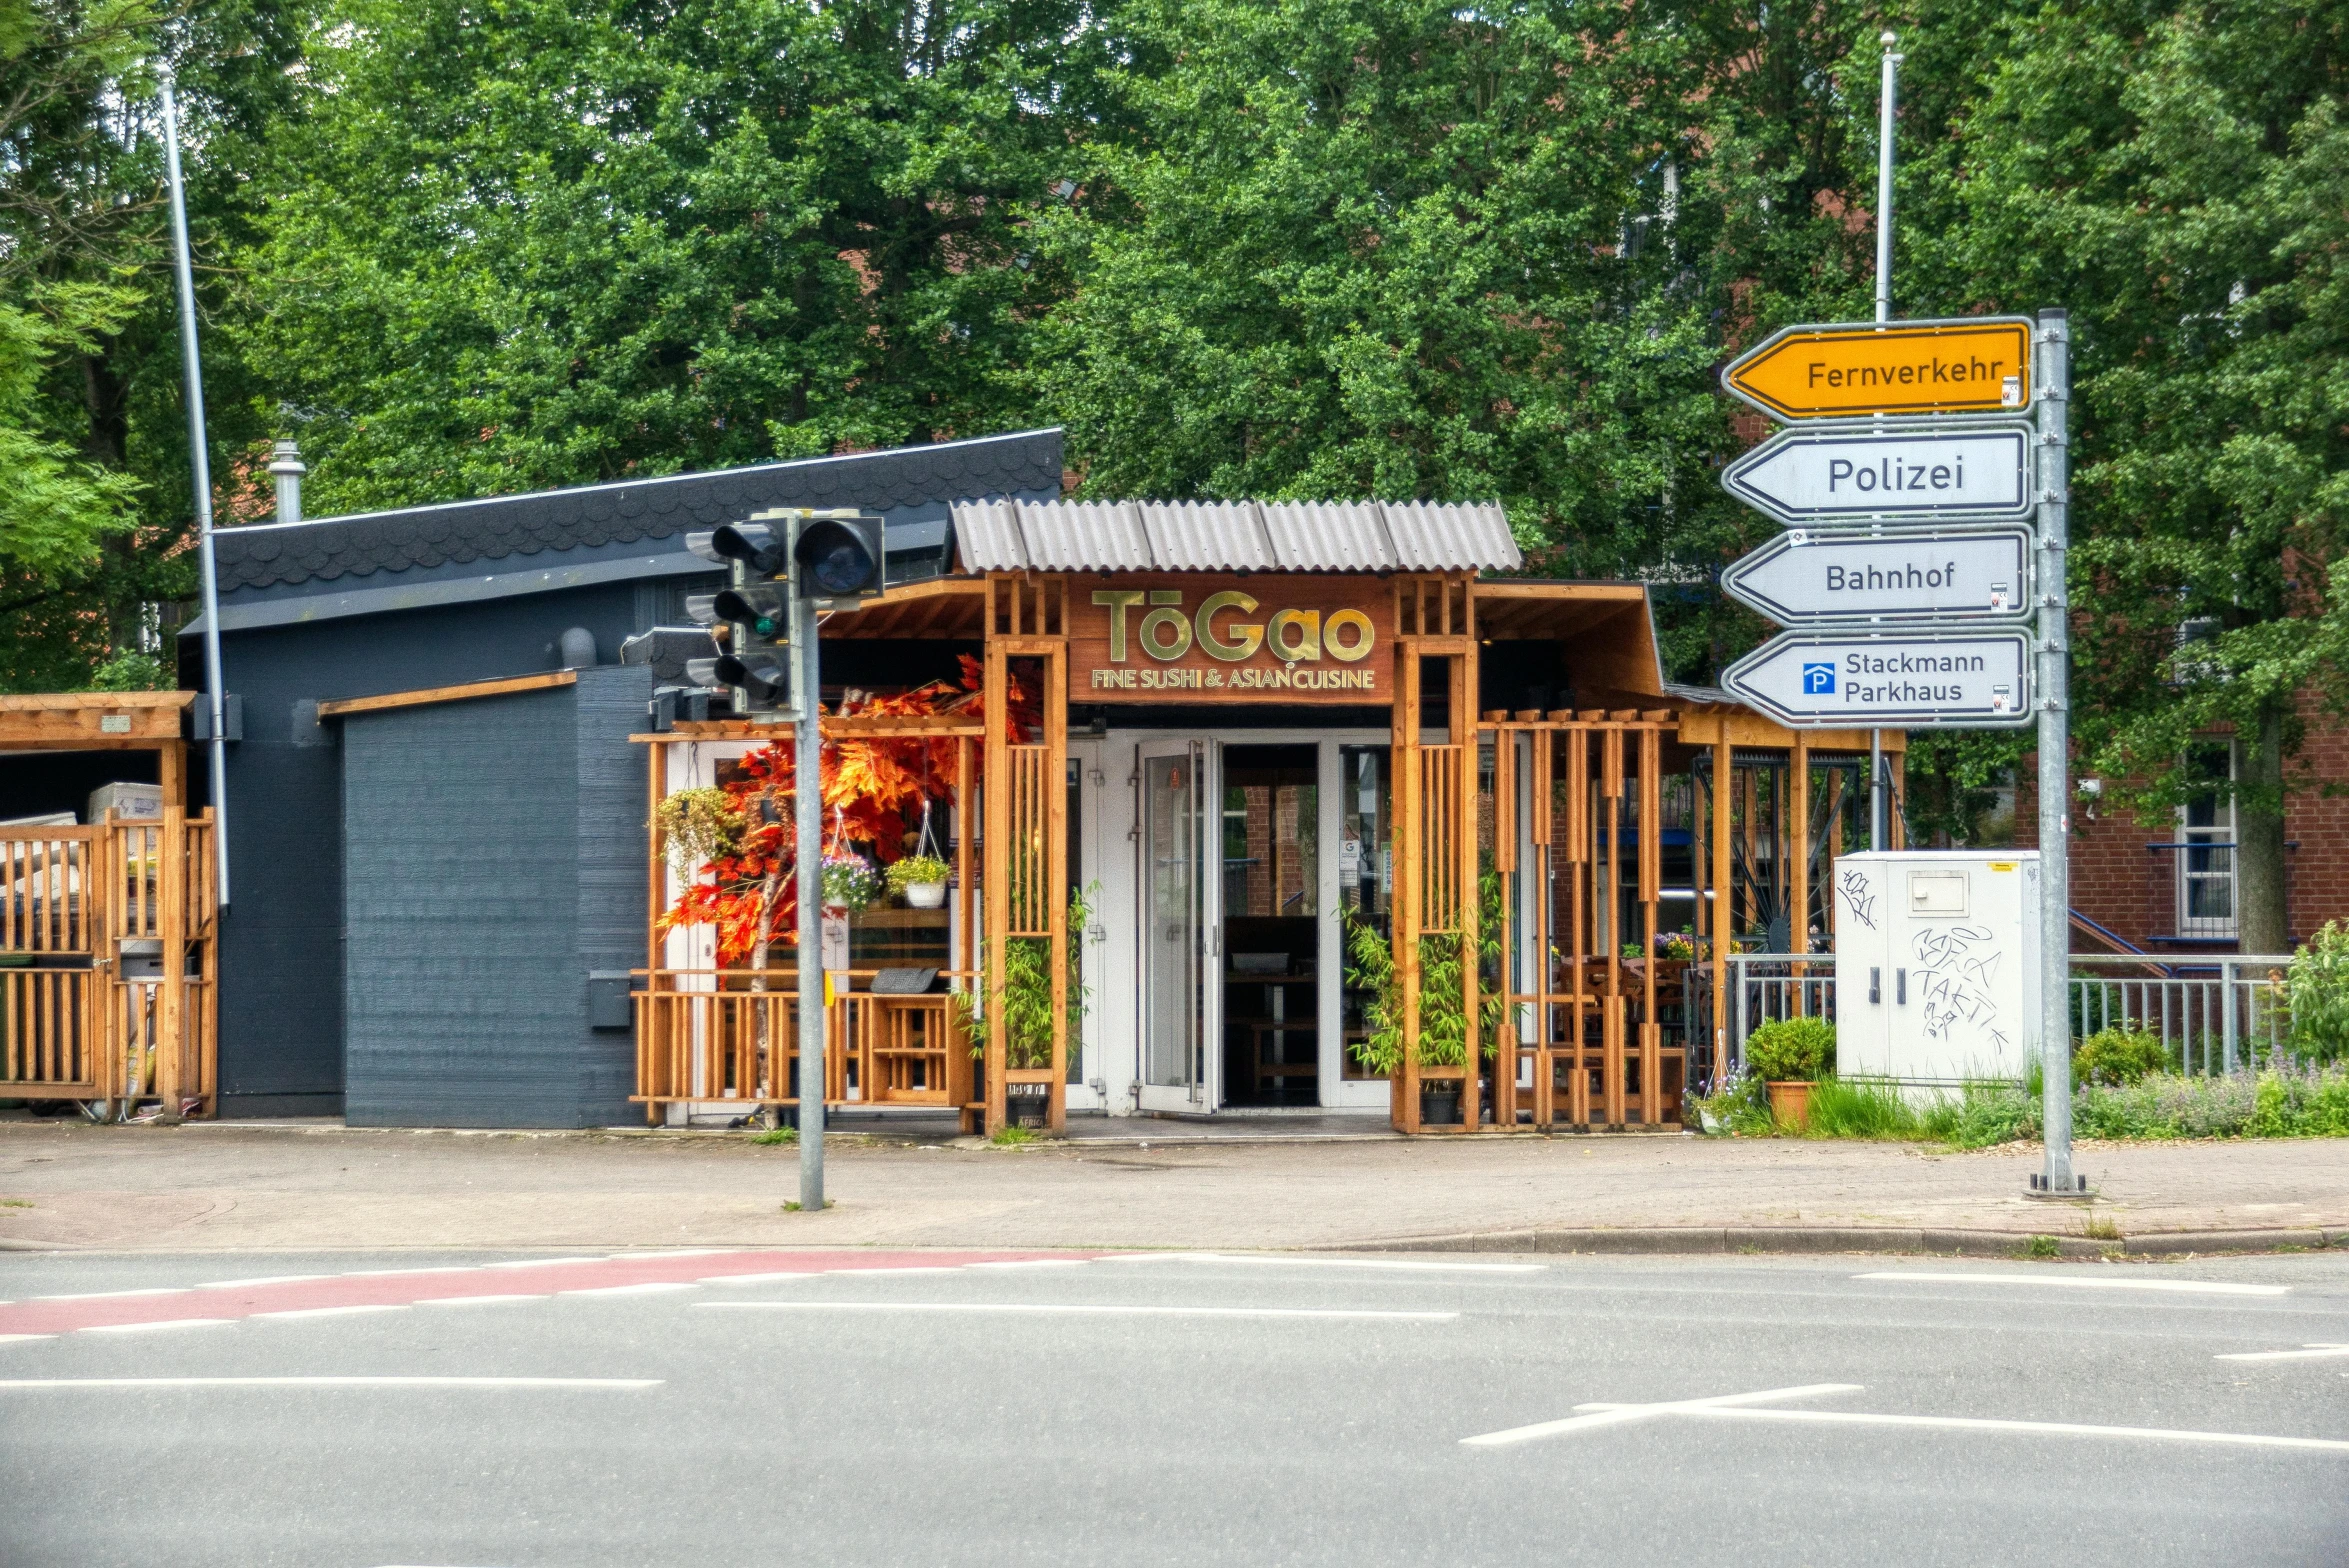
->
1721;422;2033;527
1721;525;2033;627
1721;630;2034;729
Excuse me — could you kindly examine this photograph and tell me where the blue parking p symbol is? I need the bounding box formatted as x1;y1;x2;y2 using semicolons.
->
1802;662;1836;695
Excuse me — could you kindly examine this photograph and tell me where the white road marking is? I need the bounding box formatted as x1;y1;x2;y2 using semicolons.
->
32;1288;186;1301
0;1335;54;1344
2218;1344;2349;1363
1183;1254;1541;1274
560;1282;700;1297
416;1295;549;1307
1609;1403;2349;1455
0;1377;662;1390
696;1302;1457;1321
836;1267;957;1275
254;1305;411;1320
602;1250;736;1260
1855;1271;2288;1297
698;1273;815;1286
197;1275;330;1289
964;1260;1089;1270
482;1258;600;1270
1462;1384;1861;1446
80;1319;232;1334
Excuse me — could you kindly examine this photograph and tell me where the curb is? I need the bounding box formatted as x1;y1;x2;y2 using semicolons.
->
1345;1225;2347;1259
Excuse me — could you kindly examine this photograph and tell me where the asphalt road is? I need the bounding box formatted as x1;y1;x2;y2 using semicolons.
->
2;1245;2345;1567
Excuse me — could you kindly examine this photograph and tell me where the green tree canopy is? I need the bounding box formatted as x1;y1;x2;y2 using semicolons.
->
244;0;1132;516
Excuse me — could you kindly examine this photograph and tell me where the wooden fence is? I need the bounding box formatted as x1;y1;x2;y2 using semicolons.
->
633;969;974;1114
0;816;217;1109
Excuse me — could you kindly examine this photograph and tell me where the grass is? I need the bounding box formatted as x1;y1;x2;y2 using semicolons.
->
2082;1210;2122;1241
0;1198;29;1208
748;1126;798;1146
781;1198;837;1211
2020;1235;2062;1260
990;1125;1044;1147
1695;1061;2349;1148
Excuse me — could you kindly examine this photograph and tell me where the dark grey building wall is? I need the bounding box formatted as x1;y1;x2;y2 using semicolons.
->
341;665;649;1127
214;583;643;1114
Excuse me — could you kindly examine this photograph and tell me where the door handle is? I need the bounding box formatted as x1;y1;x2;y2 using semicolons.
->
1870;967;1881;1004
1895;968;1907;1005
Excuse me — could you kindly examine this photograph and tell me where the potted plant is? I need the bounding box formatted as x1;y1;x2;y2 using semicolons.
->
886;853;950;909
1342;866;1508;1127
1743;1016;1834;1128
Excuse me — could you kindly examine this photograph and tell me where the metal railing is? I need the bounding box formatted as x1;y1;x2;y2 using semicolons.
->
2069;953;2297;1074
1693;950;2305;1086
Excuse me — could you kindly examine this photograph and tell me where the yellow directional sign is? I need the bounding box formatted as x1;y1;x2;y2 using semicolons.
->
1724;317;2034;421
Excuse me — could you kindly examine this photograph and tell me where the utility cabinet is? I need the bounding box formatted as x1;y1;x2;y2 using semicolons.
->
1832;850;2040;1087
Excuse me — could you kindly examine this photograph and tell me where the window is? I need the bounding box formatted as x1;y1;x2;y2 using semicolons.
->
2177;742;2236;937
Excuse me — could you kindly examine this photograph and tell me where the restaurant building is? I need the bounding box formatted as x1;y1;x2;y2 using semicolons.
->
1;430;1901;1133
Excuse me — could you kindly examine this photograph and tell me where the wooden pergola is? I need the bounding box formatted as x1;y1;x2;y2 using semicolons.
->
632;574;1903;1135
0;693;218;1115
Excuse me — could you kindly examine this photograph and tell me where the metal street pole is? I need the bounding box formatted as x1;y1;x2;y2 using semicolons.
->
159;73;231;908
2034;309;2077;1195
795;591;826;1210
1869;31;1900;852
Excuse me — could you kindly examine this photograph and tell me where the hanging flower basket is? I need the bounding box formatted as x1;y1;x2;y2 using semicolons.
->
821;855;881;914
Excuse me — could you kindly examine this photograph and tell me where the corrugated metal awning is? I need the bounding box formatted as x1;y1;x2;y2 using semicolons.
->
952;498;1520;574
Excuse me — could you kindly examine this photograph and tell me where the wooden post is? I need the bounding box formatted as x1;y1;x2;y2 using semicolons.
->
1639;725;1661;1126
1530;727;1554;1128
1890;747;1907;849
1791;736;1811;1017
1565;725;1590;1128
645;739;666;1122
956;734;978;1133
155;739;186;1114
982;596;1010;1137
1044;639;1069;1135
1601;727;1625;1127
1392;631;1421;1132
1491;720;1516;1129
1453;631;1479;1132
1711;737;1732;1090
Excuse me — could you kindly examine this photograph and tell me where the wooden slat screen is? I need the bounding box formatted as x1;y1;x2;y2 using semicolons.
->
1006;743;1051;937
1;969;94;1092
1419;744;1463;935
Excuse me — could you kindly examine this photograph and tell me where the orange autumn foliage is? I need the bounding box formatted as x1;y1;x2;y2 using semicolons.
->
659;655;1035;966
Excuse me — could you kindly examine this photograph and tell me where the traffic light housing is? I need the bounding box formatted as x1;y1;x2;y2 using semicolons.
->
793;514;885;603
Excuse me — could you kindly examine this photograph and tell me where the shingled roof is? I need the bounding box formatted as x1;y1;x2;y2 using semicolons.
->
216;430;1065;593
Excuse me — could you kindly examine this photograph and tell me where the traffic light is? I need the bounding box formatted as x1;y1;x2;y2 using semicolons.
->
793;515;886;603
685;521;798;717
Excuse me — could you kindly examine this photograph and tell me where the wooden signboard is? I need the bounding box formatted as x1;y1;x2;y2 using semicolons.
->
1723;316;2034;421
1066;575;1394;703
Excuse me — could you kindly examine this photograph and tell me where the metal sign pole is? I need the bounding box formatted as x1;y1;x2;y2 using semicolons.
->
2034;310;2076;1195
795;591;826;1209
159;74;231;908
1870;30;1900;850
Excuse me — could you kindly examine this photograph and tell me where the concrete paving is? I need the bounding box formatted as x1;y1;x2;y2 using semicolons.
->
2;1245;2345;1566
1;1119;2345;1253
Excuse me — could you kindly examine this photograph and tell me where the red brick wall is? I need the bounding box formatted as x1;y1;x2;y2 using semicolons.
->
2011;690;2349;952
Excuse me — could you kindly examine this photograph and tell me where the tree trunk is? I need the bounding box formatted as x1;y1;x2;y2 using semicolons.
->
2235;711;2290;956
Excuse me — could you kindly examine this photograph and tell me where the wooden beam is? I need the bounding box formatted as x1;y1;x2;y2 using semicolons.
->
1710;737;1731;1091
317;670;576;719
0;690;192;749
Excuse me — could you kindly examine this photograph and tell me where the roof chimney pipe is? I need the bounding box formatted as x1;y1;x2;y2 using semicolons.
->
268;438;307;524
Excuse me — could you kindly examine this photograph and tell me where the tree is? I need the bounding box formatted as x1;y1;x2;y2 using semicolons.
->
243;0;1132;517
1925;0;2349;948
0;0;310;692
1026;0;1758;678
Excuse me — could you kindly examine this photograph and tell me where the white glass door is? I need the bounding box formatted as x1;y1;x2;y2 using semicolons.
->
1139;743;1218;1111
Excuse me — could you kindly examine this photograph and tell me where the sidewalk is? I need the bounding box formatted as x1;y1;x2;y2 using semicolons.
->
0;1120;2344;1254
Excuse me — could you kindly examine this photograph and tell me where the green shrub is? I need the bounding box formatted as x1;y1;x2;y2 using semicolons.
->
1745;1016;1834;1082
2287;921;2349;1062
2074;1027;2168;1087
1915;1082;2039;1149
1804;1078;1922;1139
